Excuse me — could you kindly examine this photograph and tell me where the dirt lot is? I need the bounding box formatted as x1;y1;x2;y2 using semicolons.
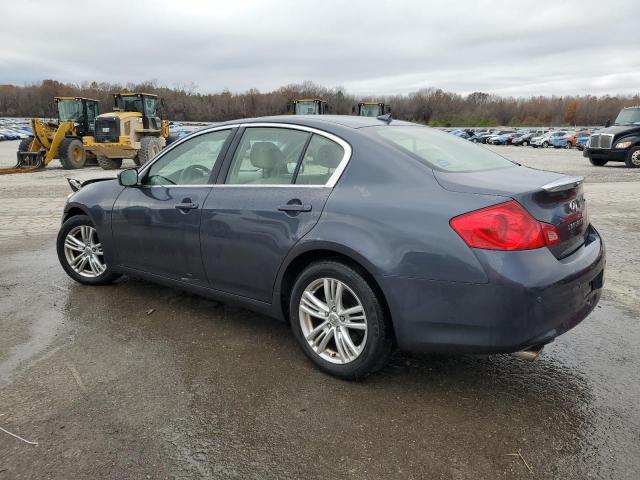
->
1;139;639;479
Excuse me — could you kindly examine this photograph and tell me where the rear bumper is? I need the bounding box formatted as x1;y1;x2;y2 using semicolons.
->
584;148;627;162
380;225;605;353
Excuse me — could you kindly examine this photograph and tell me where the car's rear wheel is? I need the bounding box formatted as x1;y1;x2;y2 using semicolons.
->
625;147;640;168
289;261;394;380
56;215;121;285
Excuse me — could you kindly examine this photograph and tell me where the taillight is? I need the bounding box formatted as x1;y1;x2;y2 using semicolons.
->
450;200;560;251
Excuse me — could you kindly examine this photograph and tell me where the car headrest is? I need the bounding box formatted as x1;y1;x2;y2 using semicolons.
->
250;142;284;171
315;143;342;169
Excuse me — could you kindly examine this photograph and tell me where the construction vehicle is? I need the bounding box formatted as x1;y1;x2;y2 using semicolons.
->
354;102;390;117
83;93;170;170
15;97;100;169
287;99;330;115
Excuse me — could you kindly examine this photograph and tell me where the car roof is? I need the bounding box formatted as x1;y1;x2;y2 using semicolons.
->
212;114;416;130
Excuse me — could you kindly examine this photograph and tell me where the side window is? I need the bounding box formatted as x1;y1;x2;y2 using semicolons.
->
142;130;231;186
144;97;157;117
226;127;309;185
295;134;344;185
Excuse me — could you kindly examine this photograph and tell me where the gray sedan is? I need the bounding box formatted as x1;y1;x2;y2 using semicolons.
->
57;115;604;379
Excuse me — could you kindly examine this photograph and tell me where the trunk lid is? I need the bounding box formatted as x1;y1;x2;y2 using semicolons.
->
435;166;588;258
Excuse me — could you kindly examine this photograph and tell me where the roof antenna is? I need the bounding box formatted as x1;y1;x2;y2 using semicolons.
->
377;113;392;124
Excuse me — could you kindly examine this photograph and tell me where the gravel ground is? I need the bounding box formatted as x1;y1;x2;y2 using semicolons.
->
1;139;639;479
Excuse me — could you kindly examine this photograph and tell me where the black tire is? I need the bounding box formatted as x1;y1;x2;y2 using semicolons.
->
166;133;180;146
56;215;121;285
58;138;86;169
97;155;123;170
543;141;549;148
137;136;162;166
523;140;529;146
589;157;608;167
625;146;640;168
565;142;572;149
289;261;394;380
18;136;34;152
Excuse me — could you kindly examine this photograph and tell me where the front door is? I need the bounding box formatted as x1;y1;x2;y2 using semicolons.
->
201;125;348;302
111;128;234;284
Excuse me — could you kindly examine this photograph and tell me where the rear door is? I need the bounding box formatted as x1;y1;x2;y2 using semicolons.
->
201;124;350;302
111;128;235;284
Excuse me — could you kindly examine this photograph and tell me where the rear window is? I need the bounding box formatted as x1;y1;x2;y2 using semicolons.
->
369;126;516;172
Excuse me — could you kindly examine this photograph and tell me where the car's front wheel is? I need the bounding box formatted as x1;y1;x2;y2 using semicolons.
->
56;215;121;285
289;261;394;380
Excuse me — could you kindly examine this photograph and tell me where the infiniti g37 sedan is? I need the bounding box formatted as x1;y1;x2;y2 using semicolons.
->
57;115;605;379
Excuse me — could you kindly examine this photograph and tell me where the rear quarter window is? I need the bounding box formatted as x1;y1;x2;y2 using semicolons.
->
369;125;516;172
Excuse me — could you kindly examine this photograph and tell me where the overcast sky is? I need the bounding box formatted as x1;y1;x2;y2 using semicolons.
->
1;0;639;97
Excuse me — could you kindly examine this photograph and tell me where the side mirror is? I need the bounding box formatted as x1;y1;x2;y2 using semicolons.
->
118;168;139;186
605;119;611;128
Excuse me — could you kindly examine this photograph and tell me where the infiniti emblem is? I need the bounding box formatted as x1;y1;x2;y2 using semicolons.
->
569;200;579;212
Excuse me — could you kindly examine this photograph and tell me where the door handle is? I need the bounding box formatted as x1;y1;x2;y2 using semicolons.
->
278;203;312;213
175;202;199;211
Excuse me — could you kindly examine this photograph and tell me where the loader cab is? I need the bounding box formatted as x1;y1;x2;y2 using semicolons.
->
288;99;330;115
113;93;162;130
356;102;389;117
54;97;100;136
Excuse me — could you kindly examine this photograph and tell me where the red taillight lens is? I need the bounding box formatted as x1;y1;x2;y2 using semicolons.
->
450;200;560;251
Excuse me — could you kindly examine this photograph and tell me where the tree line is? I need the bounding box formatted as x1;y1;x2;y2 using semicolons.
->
0;79;638;127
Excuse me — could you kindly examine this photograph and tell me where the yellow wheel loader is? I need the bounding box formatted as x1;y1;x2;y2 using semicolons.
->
16;97;100;169
287;98;330;115
83;93;170;170
354;102;390;117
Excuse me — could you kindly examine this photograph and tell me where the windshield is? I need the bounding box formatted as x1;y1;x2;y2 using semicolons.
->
614;108;640;125
116;96;144;113
369;126;516;172
295;102;320;115
360;104;382;117
57;100;83;122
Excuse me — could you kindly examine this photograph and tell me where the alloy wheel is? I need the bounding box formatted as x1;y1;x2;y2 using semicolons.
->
63;225;106;278
299;277;368;364
632;150;640;167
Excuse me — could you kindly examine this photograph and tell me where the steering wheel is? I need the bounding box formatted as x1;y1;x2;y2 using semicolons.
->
179;164;211;184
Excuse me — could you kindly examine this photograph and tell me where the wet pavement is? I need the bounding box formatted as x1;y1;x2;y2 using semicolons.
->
1;143;639;479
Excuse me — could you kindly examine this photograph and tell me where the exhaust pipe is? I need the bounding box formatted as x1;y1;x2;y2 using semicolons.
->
511;346;544;361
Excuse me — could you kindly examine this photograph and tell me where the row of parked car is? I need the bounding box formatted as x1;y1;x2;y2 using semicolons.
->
448;127;596;151
0;119;33;141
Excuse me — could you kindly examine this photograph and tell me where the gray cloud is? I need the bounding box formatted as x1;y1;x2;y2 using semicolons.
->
1;0;638;97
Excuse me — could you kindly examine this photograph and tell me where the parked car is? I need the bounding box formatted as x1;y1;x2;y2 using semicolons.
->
57;116;604;379
584;107;640;167
551;132;573;149
552;130;590;149
512;132;538;146
449;129;473;139
474;130;501;144
0;128;20;140
532;131;567;148
575;134;590;151
486;130;517;144
467;130;491;143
